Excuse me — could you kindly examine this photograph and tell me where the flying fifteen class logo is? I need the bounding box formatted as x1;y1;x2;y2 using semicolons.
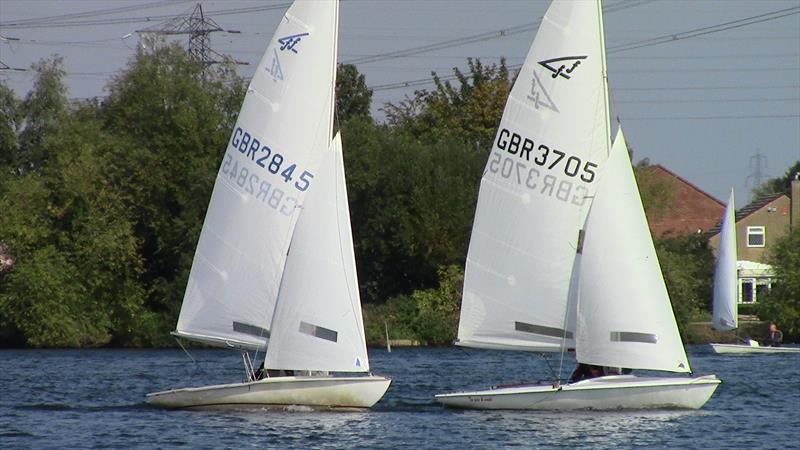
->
538;56;588;80
267;49;283;82
277;32;310;53
527;71;559;113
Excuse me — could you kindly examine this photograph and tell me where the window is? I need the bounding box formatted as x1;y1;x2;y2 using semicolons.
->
740;280;754;304
747;226;765;247
755;282;770;303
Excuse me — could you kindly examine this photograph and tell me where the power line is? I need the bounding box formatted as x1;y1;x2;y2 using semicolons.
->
616;97;800;104
0;1;190;27
614;84;800;92
608;6;800;53
0;2;292;29
343;0;655;65
620;114;799;121
367;6;800;92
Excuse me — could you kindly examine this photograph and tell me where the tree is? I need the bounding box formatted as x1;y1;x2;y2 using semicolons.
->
0;81;22;170
654;234;715;339
16;57;69;173
342;117;485;303
336;63;372;124
751;161;800;198
383;58;512;150
758;227;800;340
101;42;245;336
363;265;463;346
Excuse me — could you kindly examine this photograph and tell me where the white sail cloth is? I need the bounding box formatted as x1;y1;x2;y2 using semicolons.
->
265;134;369;372
458;0;610;352
575;128;691;373
175;1;338;350
712;190;738;331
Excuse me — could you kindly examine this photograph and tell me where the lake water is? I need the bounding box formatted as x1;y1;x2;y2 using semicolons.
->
1;346;797;449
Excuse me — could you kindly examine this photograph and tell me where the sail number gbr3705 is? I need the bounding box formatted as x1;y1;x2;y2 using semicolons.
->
488;128;598;206
221;126;315;216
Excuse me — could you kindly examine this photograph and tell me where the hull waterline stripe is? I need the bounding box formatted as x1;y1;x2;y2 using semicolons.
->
515;321;574;339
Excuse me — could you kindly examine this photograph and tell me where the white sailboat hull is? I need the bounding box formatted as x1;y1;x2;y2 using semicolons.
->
435;375;720;410
710;343;800;354
147;375;391;410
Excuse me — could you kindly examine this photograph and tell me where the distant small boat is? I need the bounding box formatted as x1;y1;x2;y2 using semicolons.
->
147;0;390;410
710;341;800;354
435;0;720;411
707;192;796;355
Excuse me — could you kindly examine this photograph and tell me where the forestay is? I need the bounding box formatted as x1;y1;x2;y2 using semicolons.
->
174;1;338;350
575;128;691;373
264;134;369;372
712;190;738;331
458;0;610;352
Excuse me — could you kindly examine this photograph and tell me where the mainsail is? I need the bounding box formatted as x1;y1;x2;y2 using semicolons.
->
264;134;369;372
457;0;611;352
575;128;691;373
712;190;738;331
174;1;338;350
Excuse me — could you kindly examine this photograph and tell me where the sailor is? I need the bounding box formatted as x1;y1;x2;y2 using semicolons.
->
765;322;783;347
569;363;605;383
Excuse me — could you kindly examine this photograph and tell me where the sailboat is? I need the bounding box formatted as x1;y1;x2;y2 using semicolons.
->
709;192;799;355
435;0;720;410
147;0;390;409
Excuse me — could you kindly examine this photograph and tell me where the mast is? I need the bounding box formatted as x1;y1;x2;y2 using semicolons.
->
597;0;612;155
329;0;339;140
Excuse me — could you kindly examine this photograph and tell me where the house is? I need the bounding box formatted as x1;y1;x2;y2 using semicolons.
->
708;174;800;304
638;165;725;237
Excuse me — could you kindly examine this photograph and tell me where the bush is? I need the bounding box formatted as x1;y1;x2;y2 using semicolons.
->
363;265;463;346
758;227;800;341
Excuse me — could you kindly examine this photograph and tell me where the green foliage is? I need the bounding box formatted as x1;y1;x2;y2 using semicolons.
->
758;227;800;340
17;57;69;173
751;161;800;198
0;44;245;347
0;82;22;170
383;58;511;149
654;234;715;340
343;117;485;303
364;265;463;346
101;42;245;318
336;64;372;124
0;246;111;347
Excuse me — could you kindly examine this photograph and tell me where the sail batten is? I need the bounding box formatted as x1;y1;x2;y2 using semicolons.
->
457;0;610;353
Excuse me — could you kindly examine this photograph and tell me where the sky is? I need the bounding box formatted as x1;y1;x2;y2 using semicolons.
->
1;0;799;204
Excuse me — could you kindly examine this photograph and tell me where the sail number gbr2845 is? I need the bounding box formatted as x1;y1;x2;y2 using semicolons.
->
220;126;315;216
226;127;314;192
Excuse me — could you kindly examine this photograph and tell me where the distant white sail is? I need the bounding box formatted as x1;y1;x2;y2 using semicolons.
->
175;1;338;350
575;128;690;373
712;190;738;331
458;0;610;352
264;134;370;372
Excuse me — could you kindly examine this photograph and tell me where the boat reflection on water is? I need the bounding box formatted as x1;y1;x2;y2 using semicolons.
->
454;409;703;447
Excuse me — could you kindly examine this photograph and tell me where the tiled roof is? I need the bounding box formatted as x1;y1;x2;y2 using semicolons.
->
707;192;786;236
